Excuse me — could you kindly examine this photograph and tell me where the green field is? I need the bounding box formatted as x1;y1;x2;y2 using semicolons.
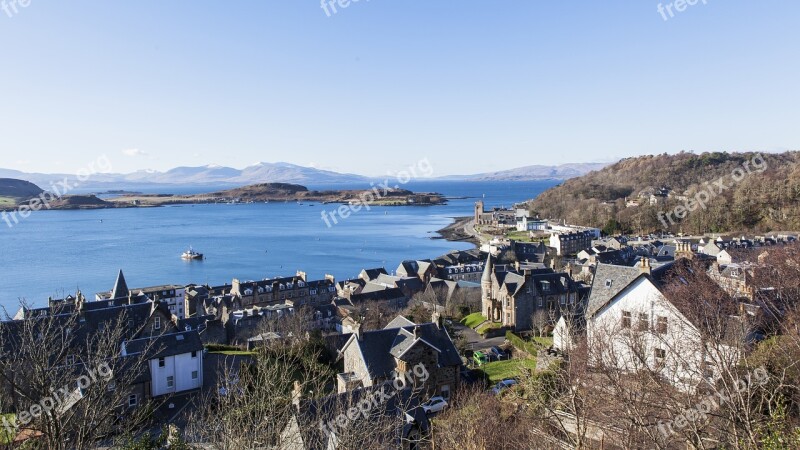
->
461;313;487;329
481;358;537;383
0;197;16;208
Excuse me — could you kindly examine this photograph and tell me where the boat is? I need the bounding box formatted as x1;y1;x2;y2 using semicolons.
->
181;247;204;260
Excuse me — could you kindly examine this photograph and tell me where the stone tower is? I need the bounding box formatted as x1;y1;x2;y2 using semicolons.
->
474;200;485;224
481;253;494;319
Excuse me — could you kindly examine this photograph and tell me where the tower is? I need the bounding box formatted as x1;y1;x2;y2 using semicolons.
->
474;200;485;224
481;253;494;320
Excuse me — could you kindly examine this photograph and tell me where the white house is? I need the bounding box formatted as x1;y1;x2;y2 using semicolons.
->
122;330;204;397
586;259;743;391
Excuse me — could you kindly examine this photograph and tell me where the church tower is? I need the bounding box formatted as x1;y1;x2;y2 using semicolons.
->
474;200;485;224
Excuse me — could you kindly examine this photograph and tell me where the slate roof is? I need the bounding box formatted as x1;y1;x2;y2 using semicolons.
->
361;268;388;281
289;383;429;450
124;330;203;359
344;319;461;380
586;262;677;318
586;264;647;318
111;270;130;300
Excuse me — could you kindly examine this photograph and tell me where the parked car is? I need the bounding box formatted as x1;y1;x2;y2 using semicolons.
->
491;379;518;395
422;396;448;414
488;346;508;361
473;351;488;366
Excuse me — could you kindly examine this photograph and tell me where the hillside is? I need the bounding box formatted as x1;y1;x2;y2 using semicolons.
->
437;163;608;181
0;178;44;206
528;151;800;234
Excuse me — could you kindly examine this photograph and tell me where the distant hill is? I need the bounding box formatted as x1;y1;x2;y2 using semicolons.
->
528;151;800;234
437;163;609;181
0;178;44;202
0;161;606;189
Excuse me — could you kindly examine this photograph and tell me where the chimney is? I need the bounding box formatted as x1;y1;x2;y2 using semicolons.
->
639;257;651;275
413;325;420;339
354;321;363;339
432;311;442;329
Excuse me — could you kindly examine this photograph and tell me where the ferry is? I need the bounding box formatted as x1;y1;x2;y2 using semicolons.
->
181;247;204;260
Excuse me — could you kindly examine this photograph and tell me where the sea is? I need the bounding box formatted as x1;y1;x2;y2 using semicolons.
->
0;180;559;310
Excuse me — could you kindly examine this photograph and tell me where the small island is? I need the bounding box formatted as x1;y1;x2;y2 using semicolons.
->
2;182;447;211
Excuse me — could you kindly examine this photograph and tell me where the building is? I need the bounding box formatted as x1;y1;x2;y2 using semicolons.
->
516;216;548;232
481;254;585;331
95;270;187;319
122;329;204;397
231;271;336;308
549;231;594;256
337;316;461;400
585;259;746;390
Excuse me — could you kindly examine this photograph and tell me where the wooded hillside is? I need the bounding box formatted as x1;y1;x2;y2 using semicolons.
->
528;151;800;234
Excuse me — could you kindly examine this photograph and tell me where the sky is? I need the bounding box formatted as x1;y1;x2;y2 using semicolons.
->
0;1;798;177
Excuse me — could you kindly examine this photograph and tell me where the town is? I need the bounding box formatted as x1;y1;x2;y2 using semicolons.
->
1;200;798;449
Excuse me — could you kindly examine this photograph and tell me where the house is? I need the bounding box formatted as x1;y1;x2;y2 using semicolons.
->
95;270;187;319
586;259;746;390
337;316;462;400
553;312;586;354
481;254;585;331
516;216;548;232
122;330;204;397
230;272;336;309
549;231;594;256
280;382;429;450
395;260;438;285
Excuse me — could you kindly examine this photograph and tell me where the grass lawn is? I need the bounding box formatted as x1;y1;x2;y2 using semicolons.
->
505;231;534;242
461;312;487;329
482;358;537;384
476;321;503;335
531;336;554;348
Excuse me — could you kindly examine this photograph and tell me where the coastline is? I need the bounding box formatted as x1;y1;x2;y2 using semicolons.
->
434;216;480;247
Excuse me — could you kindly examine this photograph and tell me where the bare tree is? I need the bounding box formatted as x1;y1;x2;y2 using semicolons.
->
0;300;158;450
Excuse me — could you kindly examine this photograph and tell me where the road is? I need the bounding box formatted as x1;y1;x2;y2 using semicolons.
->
452;322;506;352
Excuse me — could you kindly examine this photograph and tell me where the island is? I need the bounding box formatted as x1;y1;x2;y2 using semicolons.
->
89;183;446;209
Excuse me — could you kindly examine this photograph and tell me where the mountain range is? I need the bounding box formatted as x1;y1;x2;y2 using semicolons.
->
0;161;607;189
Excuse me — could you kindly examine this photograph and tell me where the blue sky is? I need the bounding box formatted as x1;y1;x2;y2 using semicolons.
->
0;1;798;176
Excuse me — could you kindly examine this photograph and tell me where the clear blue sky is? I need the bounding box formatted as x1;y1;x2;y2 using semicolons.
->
1;1;797;176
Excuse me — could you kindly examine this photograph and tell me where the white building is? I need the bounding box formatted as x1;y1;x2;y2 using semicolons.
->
516;216;548;232
586;259;743;391
122;330;204;397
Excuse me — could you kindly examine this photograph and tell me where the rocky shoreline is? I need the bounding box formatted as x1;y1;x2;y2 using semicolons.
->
434;216;480;246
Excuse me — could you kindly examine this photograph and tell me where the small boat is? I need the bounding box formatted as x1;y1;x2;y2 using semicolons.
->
181;247;204;260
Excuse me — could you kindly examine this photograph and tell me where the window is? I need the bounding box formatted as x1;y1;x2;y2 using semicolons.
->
560;295;566;306
538;297;544;308
638;313;649;331
128;394;138;407
441;385;451;400
605;279;613;288
192;371;199;380
127;319;134;329
66;355;76;365
191;351;198;358
656;316;668;335
167;376;174;388
153;316;161;331
621;311;631;329
158;357;165;368
654;348;666;361
107;381;116;392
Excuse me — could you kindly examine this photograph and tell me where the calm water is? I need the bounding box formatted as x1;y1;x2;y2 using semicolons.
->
0;181;557;308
